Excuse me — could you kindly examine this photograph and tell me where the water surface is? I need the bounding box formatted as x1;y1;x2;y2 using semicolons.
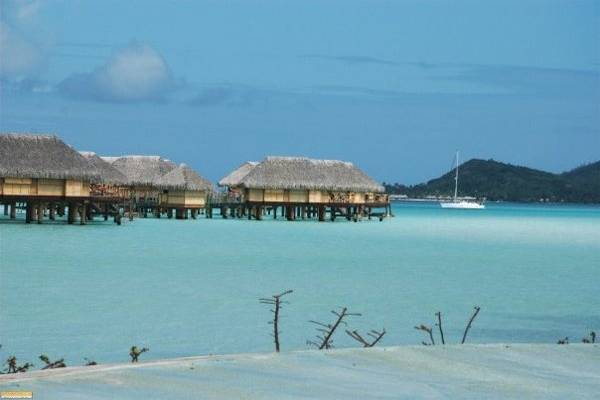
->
0;202;598;365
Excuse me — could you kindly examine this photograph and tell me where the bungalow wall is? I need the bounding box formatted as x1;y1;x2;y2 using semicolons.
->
159;190;207;207
0;178;90;198
244;188;378;204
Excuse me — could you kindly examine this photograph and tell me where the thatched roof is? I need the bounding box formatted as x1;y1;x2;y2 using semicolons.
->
156;164;213;191
79;152;128;184
239;156;384;193
218;161;258;187
0;133;99;180
108;155;177;186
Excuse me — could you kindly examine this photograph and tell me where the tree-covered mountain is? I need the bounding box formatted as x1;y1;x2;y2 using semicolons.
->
384;159;600;203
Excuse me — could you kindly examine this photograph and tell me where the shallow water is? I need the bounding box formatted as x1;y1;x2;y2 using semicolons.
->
0;202;599;365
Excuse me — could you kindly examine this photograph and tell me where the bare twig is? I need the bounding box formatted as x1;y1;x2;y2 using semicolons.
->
461;306;481;344
435;312;445;345
3;356;33;374
129;346;149;363
39;354;66;369
309;307;361;349
346;329;386;347
582;331;596;344
415;324;435;345
259;289;293;352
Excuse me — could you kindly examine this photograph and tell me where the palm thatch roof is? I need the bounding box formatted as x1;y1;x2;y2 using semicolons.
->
218;161;258;187
79;152;128;184
156;164;213;191
0;133;99;180
239;156;384;193
108;155;177;186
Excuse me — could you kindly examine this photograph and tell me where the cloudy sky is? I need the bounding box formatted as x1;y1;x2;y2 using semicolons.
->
1;0;599;183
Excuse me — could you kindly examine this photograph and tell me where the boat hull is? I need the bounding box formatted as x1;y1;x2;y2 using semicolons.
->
440;201;485;209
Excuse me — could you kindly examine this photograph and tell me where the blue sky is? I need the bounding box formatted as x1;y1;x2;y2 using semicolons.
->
1;0;599;183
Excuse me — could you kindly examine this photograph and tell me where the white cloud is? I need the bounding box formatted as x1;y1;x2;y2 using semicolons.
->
0;1;45;80
59;42;176;102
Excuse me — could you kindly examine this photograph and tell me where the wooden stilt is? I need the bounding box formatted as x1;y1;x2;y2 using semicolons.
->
25;202;33;223
49;203;56;220
80;203;87;225
67;203;75;224
9;202;16;219
3;204;7;216
37;203;44;224
318;205;325;222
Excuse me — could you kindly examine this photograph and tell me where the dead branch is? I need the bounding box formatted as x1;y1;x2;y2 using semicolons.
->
461;306;481;344
3;356;33;374
414;324;435;345
129;346;149;362
259;289;293;352
582;331;596;344
39;354;66;369
557;337;569;345
435;312;445;345
310;307;361;349
346;329;386;347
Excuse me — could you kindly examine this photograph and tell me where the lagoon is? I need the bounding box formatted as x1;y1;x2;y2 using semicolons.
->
0;202;598;366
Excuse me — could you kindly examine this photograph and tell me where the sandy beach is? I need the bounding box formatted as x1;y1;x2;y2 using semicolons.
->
1;344;598;399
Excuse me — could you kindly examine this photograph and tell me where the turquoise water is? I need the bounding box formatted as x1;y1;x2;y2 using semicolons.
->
1;202;599;366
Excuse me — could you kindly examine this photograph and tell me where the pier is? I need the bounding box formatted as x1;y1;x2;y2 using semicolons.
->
1;134;391;225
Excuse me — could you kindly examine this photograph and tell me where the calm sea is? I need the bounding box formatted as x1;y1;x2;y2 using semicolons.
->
0;202;598;365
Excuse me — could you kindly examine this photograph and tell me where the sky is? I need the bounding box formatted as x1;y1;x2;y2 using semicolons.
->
1;0;599;184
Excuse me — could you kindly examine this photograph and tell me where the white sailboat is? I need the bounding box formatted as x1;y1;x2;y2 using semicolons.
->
440;151;485;209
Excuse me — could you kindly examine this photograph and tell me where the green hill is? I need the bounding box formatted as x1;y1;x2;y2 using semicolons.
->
385;159;600;203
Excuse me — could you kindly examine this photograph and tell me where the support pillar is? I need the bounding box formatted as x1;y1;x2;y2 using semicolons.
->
25;202;33;223
49;203;56;220
3;204;7;216
80;203;87;225
67;203;76;224
37;203;44;224
10;202;16;219
318;205;325;222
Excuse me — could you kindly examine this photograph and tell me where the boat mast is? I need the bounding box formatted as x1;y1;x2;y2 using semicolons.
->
454;151;459;201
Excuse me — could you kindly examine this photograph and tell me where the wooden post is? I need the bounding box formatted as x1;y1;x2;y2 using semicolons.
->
191;209;197;219
248;206;252;220
9;202;16;219
67;202;75;224
49;203;56;220
272;206;277;219
31;202;38;222
25;202;33;223
168;208;173;219
3;204;7;216
80;203;87;225
318;205;325;222
37;203;44;224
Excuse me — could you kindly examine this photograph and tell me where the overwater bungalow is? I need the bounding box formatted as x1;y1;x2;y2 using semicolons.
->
214;156;390;221
106;155;177;216
218;161;258;200
0;134;101;224
80;152;129;197
156;164;213;219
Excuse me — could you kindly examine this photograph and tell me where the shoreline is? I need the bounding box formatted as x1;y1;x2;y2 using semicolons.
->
1;344;598;399
1;343;597;382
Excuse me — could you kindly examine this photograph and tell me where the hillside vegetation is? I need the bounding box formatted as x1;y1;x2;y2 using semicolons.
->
385;160;600;203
